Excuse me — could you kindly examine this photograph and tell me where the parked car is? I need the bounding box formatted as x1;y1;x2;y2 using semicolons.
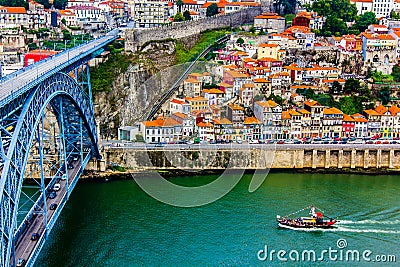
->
155;143;164;147
50;203;58;210
366;140;374;144
277;140;285;144
249;140;259;144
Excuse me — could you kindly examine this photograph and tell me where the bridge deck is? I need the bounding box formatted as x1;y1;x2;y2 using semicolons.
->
13;156;87;266
0;29;118;105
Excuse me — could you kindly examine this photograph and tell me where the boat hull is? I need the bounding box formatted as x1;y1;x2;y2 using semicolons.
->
277;218;337;229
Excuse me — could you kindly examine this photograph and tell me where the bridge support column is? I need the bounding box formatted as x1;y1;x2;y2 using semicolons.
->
312;150;317;169
351;150;356;169
377;149;382;169
364;150;369;169
389;149;394;169
325;150;330;169
338;150;343;169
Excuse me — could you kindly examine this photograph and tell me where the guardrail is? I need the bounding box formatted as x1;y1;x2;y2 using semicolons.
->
0;29;119;106
146;34;230;120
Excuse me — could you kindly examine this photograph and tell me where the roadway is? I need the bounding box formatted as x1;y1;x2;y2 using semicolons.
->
101;141;400;150
0;29;118;103
13;159;81;266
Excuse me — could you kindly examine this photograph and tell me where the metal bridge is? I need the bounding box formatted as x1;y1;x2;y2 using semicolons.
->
0;29;119;266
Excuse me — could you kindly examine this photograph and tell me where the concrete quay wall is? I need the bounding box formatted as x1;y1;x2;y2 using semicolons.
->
97;147;400;171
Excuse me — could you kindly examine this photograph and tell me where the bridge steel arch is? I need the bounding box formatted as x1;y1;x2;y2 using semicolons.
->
0;72;100;266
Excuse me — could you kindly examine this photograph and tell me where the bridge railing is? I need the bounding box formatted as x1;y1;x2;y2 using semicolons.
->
0;29;119;107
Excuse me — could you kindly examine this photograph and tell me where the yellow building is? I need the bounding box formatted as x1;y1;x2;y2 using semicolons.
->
257;43;280;60
185;96;208;112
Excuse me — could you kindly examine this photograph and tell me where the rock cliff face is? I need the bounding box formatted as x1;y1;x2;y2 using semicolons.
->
94;35;201;139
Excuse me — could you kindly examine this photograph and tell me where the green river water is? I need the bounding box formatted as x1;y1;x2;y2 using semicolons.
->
34;172;399;266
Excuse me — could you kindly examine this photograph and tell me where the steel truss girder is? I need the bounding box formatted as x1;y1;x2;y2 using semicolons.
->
0;72;99;267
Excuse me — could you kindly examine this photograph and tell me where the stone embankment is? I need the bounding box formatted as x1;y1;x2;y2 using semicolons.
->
86;146;400;173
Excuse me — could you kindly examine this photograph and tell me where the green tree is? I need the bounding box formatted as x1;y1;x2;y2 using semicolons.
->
206;3;219;17
378;86;391;105
353;12;377;32
322;15;348;36
391;64;400;82
249;26;256;34
338;96;357;114
274;0;297;14
236;37;244;45
344;78;361;94
311;0;357;22
267;94;284;105
258;29;265;35
330;81;343;94
174;12;185;22
183;10;191;21
61;18;67;25
305;88;316;99
62;29;71;41
176;0;184;13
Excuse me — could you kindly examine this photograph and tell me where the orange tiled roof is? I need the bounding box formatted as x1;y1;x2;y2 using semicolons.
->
281;111;290;119
228;103;244;110
255;12;284;20
389;105;400;116
172;112;188;119
323;107;343;115
0;6;26;13
304;99;322;107
364;109;382;116
244;116;261;124
253;78;269;83
143;117;181;127
343;114;354;122
226;70;250;78
258;43;279;48
375;104;388;114
203;88;225;94
171;98;186;105
288;109;301;116
298;109;311;114
255;100;278;108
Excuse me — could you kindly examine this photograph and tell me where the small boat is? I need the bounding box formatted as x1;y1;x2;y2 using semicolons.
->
277;206;337;229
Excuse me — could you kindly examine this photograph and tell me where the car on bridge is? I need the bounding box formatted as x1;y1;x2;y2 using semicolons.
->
31;233;39;241
17;258;26;267
50;203;58;210
49;191;57;199
53;183;61;191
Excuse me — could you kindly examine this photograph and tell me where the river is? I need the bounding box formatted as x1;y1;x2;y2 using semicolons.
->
35;172;399;266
